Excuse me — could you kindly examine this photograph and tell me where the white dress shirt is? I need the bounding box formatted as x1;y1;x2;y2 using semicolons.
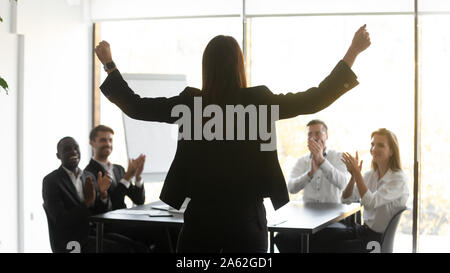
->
62;166;85;202
288;149;350;203
342;169;409;233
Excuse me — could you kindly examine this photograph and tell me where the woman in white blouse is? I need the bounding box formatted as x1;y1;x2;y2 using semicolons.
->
313;128;409;252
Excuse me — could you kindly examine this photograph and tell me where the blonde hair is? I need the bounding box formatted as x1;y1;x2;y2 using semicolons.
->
371;128;402;171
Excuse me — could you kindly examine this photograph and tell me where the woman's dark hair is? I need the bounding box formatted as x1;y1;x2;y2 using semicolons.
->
202;35;247;105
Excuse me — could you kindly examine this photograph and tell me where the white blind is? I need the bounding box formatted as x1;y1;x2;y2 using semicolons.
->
90;0;241;20
246;0;414;15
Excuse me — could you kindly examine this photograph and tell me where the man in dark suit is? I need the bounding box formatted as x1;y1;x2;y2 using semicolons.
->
84;125;176;252
42;136;139;253
84;125;145;210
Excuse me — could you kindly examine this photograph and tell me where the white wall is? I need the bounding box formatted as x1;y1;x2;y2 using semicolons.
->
14;0;93;252
0;0;11;32
0;31;19;253
0;0;21;253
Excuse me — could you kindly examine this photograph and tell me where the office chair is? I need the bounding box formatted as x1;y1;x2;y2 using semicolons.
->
380;207;407;253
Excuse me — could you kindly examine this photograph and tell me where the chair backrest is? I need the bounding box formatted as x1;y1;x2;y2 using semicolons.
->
380;207;407;253
42;204;57;253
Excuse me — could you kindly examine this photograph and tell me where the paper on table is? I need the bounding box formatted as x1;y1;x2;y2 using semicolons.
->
150;205;170;211
269;219;288;226
148;210;173;217
108;209;152;215
151;198;189;214
151;205;186;214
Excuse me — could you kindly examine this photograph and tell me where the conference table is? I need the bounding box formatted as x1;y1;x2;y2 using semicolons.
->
89;200;362;253
265;201;362;253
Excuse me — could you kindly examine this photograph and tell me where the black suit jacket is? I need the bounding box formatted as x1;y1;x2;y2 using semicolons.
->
100;60;358;211
42;166;105;252
84;159;145;210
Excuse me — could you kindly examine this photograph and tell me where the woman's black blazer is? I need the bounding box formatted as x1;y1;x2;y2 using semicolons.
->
100;60;358;211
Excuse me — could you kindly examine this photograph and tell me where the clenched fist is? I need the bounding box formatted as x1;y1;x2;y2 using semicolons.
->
95;40;113;65
349;24;371;55
343;24;371;68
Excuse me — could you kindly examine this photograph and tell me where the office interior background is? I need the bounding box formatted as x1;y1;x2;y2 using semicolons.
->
0;0;449;253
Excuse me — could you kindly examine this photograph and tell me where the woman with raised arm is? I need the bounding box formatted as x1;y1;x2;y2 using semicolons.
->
94;25;370;253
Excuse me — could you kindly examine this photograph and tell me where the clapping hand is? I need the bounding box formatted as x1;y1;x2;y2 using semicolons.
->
135;154;146;182
341;151;363;176
124;154;146;182
98;171;112;199
308;137;325;164
84;176;96;208
308;137;324;176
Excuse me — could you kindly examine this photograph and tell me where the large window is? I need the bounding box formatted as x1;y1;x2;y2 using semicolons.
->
95;0;450;252
99;17;242;204
250;15;414;252
419;14;450;252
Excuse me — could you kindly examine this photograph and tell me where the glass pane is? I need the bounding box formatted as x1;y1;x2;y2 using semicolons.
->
99;18;241;201
419;14;450;253
91;0;241;20
246;0;413;15
250;15;414;252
